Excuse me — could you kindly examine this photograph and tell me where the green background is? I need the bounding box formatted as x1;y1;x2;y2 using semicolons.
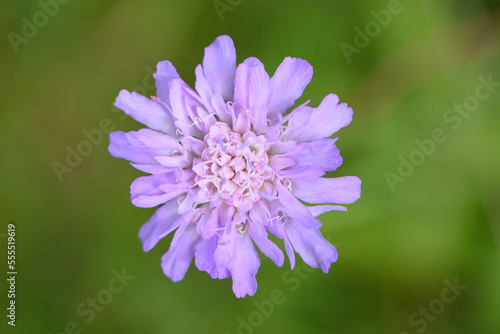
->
1;0;499;333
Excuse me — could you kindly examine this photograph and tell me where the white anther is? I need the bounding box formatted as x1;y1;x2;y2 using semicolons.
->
282;178;292;191
277;210;288;225
235;222;247;234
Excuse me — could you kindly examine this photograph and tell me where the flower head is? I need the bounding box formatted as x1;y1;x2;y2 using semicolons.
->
109;35;361;298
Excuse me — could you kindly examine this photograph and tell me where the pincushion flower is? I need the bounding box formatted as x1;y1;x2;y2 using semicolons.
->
109;35;361;298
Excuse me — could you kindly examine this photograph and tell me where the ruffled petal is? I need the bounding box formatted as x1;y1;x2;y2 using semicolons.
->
285;94;352;143
284;219;338;272
218;205;236;235
181;136;207;156
249;220;284;267
139;199;182;252
114;90;176;135
281;104;312;138
168;79;212;138
249;200;274;228
153;60;180;108
154;155;191;168
214;225;260;298
170;211;197;249
268;57;313;123
196;206;220;240
176;192;197;215
269;156;295;172
161;221;199;282
202;35;236;101
231;231;260;298
233;57;270;132
289;138;343;172
255;200;295;269
292;176;361;204
132;128;180;148
194;64;216;114
130;173;191;208
194;236;216;272
211;93;233;124
213;229;234;271
254;199;285;239
275;181;322;229
129;173;172;195
194;236;230;279
109;130;181;165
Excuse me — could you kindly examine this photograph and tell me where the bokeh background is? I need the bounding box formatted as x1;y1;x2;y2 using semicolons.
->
1;0;499;333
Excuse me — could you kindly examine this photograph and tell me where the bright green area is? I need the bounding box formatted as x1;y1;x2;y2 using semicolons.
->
1;0;499;333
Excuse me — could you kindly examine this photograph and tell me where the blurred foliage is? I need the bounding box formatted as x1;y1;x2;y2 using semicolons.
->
0;0;499;333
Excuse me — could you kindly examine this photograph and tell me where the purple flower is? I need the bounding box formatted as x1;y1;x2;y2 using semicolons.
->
109;35;361;298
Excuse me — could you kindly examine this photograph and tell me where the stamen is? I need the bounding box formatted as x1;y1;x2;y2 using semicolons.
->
277;210;288;225
189;117;202;128
151;96;174;115
235;222;247;234
189;113;216;129
266;215;279;224
282;178;292;191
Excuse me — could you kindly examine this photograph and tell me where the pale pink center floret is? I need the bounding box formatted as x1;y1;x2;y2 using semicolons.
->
192;122;274;211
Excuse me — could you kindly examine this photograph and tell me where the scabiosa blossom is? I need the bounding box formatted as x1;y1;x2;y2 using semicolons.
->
109;35;361;298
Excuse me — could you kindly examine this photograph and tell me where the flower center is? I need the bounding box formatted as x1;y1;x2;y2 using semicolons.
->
192;123;274;211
